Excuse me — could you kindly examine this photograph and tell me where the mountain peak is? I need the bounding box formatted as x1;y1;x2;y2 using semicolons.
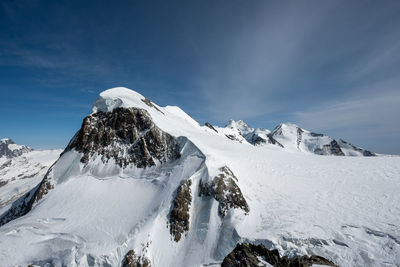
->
278;122;301;129
225;119;252;131
0;138;14;145
92;87;163;114
0;138;32;158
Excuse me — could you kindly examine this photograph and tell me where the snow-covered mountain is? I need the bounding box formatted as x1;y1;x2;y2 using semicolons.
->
0;87;399;267
0;139;62;212
0;138;32;158
213;121;375;156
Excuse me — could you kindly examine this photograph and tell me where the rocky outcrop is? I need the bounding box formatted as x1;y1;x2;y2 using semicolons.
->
122;250;151;267
310;132;324;137
0;138;32;158
64;107;180;168
141;97;164;114
225;134;243;143
0;180;8;187
205;122;218;133
169;179;192;242
314;140;345;156
222;243;338;267
249;134;267;145
296;127;303;148
338;139;376;156
266;134;284;148
1;107;181;227
200;166;249;217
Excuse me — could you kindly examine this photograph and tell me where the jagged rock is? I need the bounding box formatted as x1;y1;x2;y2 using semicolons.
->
250;135;267;145
310;132;324;137
200;166;249;217
205;122;218;133
225;134;243;143
314;140;345;156
266;134;284;148
0;138;32;158
1;107;181;227
338;139;376;156
64;107;180;168
122;249;151;267
141;97;164;114
169;179;192;242
222;243;338;267
296;127;303;148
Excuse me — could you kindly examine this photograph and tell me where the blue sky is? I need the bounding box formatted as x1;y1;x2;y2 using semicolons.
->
0;0;399;154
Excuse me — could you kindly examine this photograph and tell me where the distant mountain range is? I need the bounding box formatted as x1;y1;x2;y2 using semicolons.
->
211;120;375;156
0;138;61;210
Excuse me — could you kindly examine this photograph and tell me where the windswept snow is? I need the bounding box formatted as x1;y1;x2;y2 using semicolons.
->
0;87;399;267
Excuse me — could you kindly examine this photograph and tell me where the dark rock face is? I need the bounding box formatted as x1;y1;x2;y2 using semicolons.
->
0;138;32;158
122;250;151;267
310;132;324;137
1;107;181;227
296;127;303;148
222;243;338;267
251;135;266;145
64;107;180;168
244;133;267;146
200;166;249;217
225;134;243;143
314;140;345;156
266;134;284;148
0;164;55;226
169;179;192;242
339;139;376;157
362;150;376;157
205;122;218;133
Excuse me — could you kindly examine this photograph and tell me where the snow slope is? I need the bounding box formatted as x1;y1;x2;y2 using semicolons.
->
0;140;61;212
0;87;399;267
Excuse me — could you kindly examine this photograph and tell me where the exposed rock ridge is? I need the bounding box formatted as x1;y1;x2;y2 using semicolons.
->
248;133;266;145
122;249;151;267
225;134;244;143
141;97;164;114
64;107;180;168
314;140;345;156
266;134;284;148
296;127;303;148
205;122;218;133
338;139;376;156
199;166;249;217
169;179;192;242
0;138;32;158
222;243;338;267
0;107;181;226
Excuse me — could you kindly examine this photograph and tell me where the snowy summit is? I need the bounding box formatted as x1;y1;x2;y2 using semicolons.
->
0;87;399;267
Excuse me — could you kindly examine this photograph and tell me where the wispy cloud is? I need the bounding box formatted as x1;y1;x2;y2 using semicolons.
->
290;77;400;153
1;0;399;153
292;88;400;136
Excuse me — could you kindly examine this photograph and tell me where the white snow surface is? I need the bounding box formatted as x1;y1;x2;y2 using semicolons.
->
0;149;62;211
0;87;399;267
